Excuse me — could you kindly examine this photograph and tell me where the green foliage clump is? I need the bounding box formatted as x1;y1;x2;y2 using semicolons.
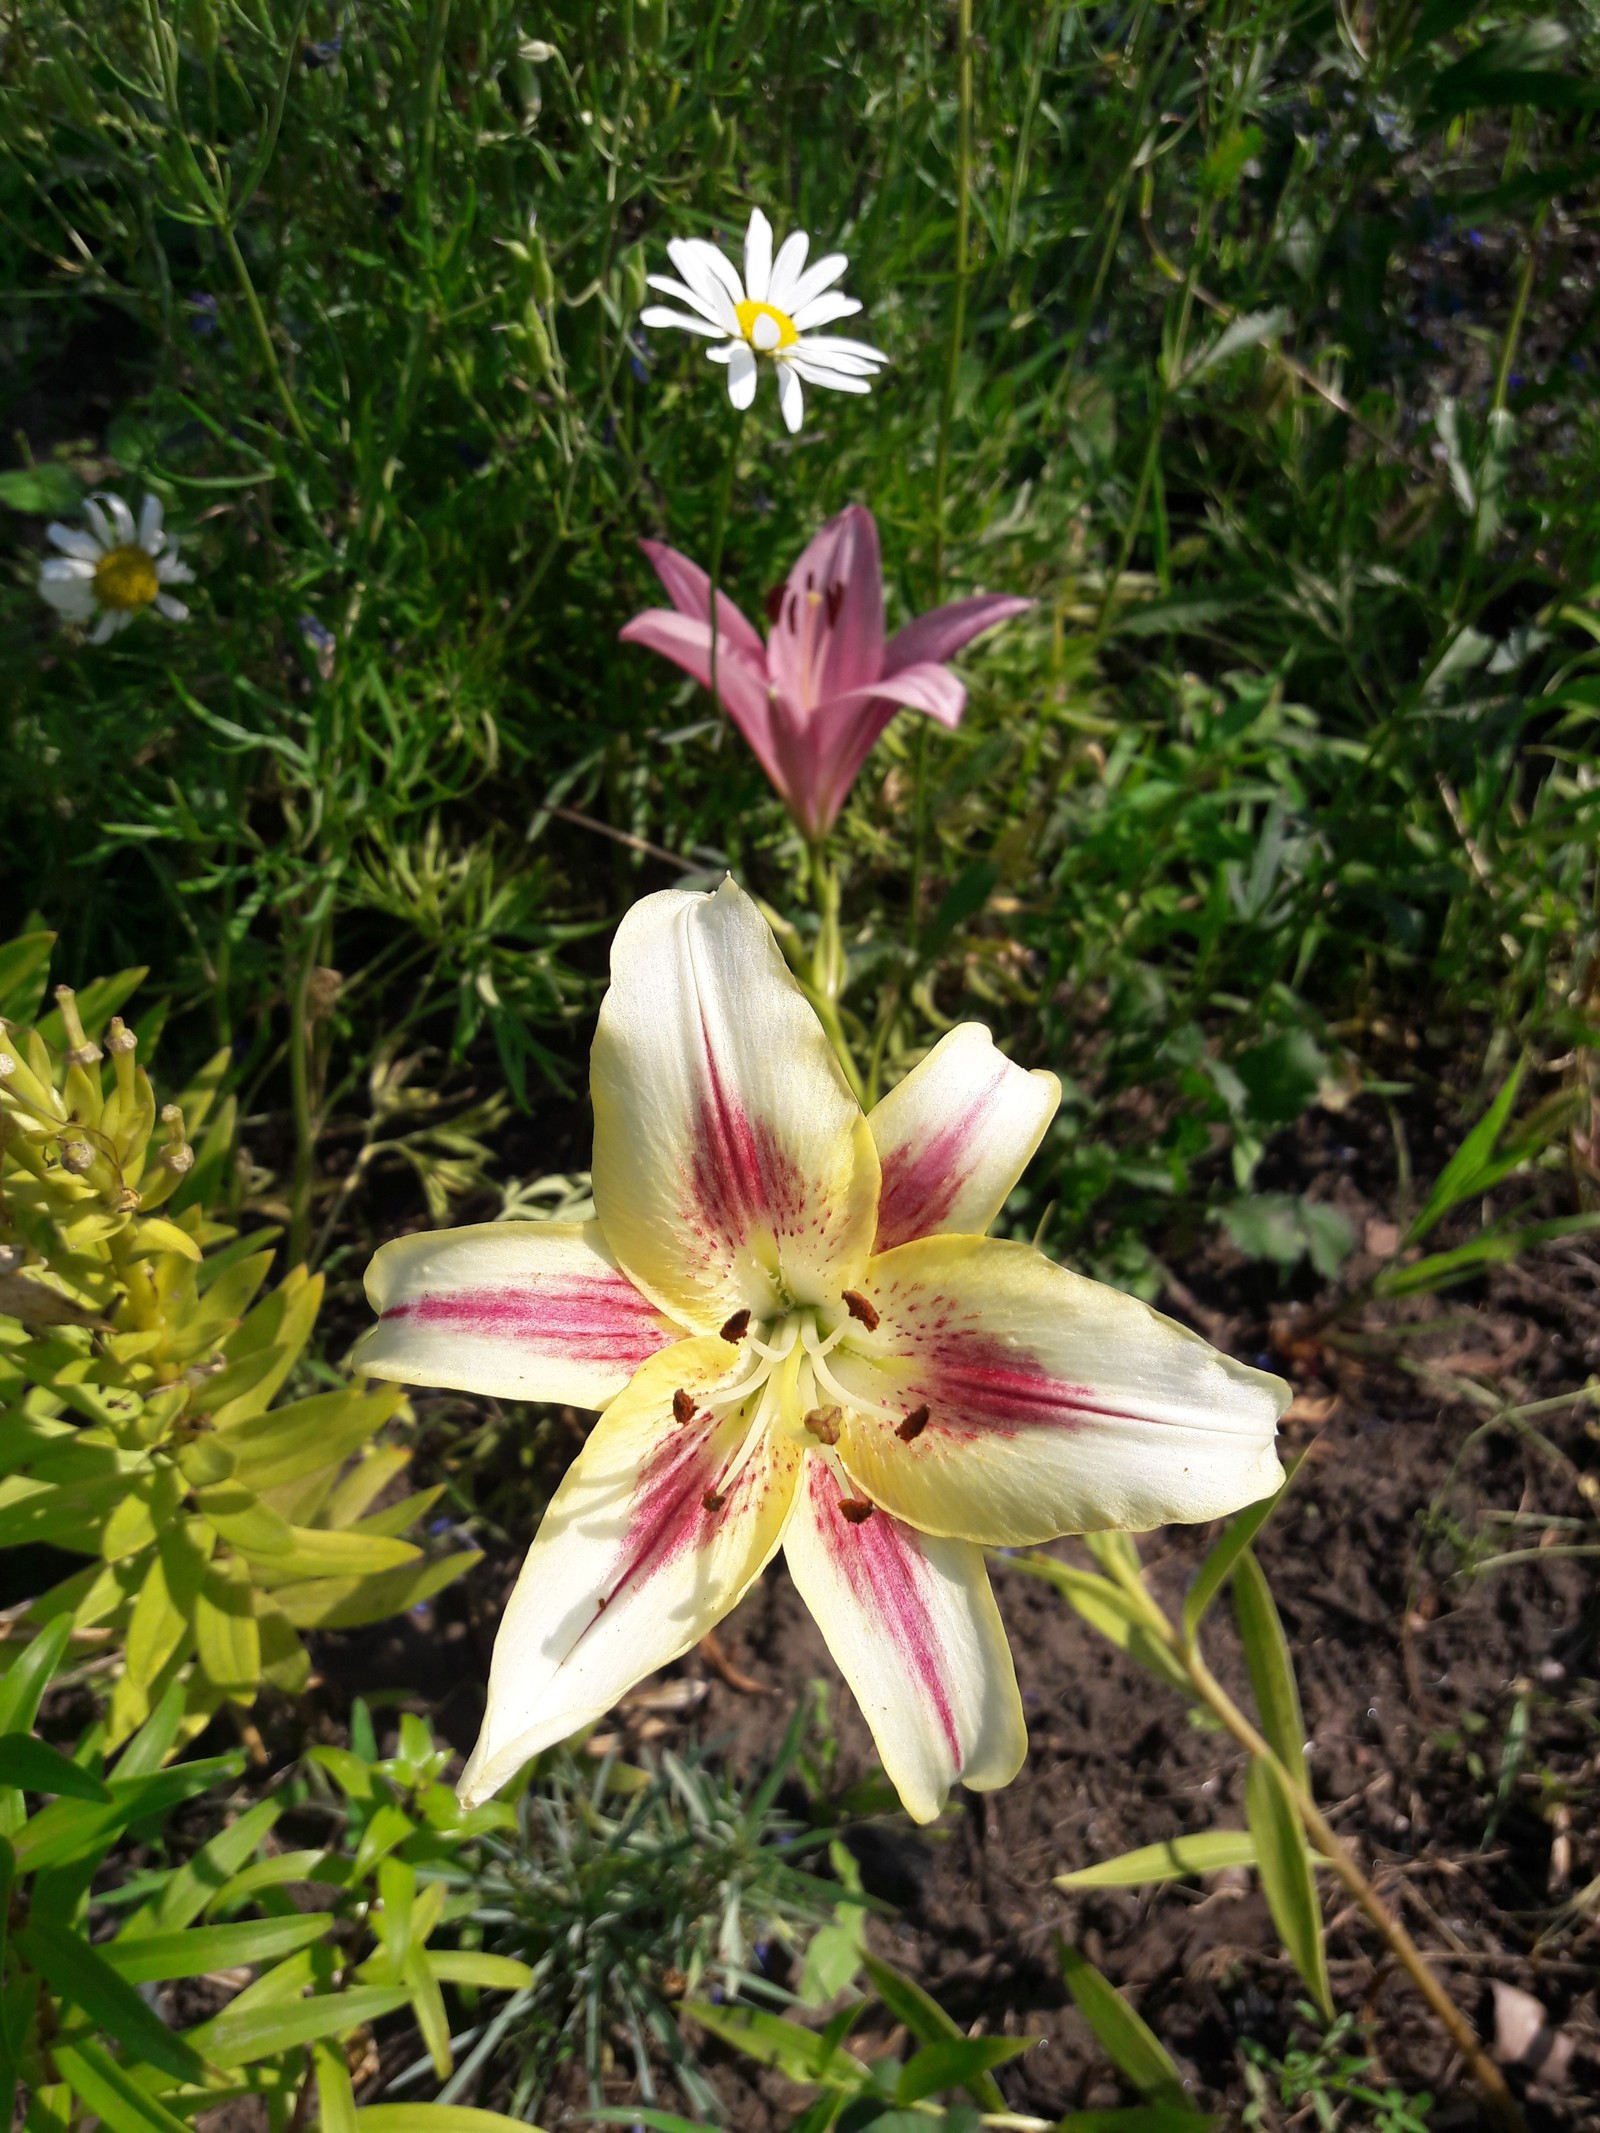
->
0;932;478;1745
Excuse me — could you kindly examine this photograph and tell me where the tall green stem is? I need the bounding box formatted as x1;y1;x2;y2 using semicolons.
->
286;940;316;1268
706;409;746;716
808;841;866;1106
908;0;974;953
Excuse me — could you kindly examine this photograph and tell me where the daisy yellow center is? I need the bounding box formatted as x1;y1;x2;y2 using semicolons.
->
93;544;159;612
735;299;798;354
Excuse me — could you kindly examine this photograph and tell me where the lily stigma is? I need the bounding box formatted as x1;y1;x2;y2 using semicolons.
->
358;879;1288;1824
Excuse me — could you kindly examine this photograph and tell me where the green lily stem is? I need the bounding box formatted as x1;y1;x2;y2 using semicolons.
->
907;0;975;958
808;841;866;1107
1088;1554;1526;2132
706;408;746;716
286;941;317;1269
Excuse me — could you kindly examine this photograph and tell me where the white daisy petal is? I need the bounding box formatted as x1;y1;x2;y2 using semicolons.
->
156;553;194;584
644;272;728;328
725;340;758;410
797;333;887;368
82;498;114;549
137;494;164;552
155;593;189;622
766;229;810;313
785;252;850;316
668;239;743;326
790;342;882;378
90;611;119;645
46;523;101;562
96;492;136;546
790;290;862;333
38;570;98;621
640;305;723;337
39;556;95;582
776;359;803;433
706;340;740;366
786;357;873;394
744;207;773;305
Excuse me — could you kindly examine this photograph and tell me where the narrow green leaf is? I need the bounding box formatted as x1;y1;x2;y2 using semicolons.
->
51;2040;192;2133
1182;1485;1284;1645
896;2035;1033;2105
186;1985;409;2067
423;1953;535;1991
1004;1556;1190;1697
1408;1060;1523;1243
356;2111;554;2133
1057;2113;1214;2131
1057;1943;1186;2108
123;1799;281;1936
0;1737;111;1802
1245;1758;1331;2020
0;1621;74;1734
102;1913;331;1983
16;1919;209;2082
1230;1550;1306;1789
1055;1831;1258;1890
860;1952;1005;2110
314;2040;359;2133
685;2003;867;2089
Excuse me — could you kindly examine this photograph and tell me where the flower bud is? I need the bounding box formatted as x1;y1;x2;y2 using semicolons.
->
528;232;557;310
55;986;101;1068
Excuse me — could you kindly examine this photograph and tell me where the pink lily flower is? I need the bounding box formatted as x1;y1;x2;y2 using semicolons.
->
619;504;1031;838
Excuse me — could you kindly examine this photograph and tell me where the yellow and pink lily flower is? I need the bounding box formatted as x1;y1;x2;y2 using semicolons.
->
620;504;1031;837
358;880;1287;1824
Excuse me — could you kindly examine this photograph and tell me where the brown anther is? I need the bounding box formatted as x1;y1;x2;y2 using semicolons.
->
803;1405;841;1447
672;1387;695;1425
701;1487;725;1514
838;1497;875;1524
719;1308;750;1342
897;1404;930;1443
841;1289;879;1331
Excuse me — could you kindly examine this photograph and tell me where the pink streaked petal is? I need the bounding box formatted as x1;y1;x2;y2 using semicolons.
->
882;594;1034;677
358;1218;681;1408
869;1024;1061;1253
618;608;788;797
590;881;880;1332
636;539;769;668
458;1338;802;1805
783;1456;1025;1825
830;1235;1288;1547
767;504;884;712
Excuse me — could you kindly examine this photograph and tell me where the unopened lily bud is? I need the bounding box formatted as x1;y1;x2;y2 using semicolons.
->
105;1018;137;1055
55;986;101;1068
106;1016;138;1106
60;1139;95;1175
160;1104;195;1174
521;301;555;381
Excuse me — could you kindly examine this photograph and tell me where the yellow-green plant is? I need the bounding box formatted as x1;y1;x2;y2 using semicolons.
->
0;931;478;1747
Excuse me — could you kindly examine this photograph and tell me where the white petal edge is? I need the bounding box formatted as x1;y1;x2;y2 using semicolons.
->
776;361;803;433
726;341;758;410
744;207;773;305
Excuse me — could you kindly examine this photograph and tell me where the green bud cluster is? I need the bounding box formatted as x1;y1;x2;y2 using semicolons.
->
0;959;480;1750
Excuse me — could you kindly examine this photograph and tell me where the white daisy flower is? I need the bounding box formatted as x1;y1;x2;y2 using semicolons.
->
38;492;195;645
640;207;887;435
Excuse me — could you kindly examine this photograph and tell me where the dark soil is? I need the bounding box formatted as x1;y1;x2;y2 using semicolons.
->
310;1092;1600;2133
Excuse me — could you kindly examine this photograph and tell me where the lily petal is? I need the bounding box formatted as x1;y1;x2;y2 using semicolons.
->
767;505;884;710
744;208;773;305
825;661;967;729
636;539;769;670
883;593;1033;677
784;1457;1026;1824
831;1235;1288;1546
590;879;880;1331
458;1338;802;1804
869;1025;1061;1252
358;1219;679;1406
618;609;788;796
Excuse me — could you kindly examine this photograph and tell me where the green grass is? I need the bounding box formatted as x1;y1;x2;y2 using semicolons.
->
3;0;1599;1276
